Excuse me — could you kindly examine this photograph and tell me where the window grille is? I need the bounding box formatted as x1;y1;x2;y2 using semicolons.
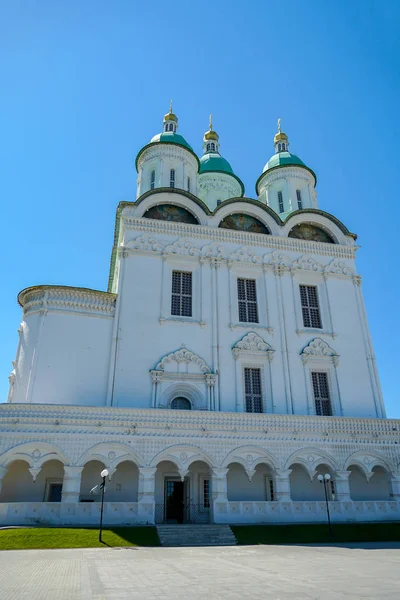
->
278;191;284;213
266;478;275;501
278;143;281;152
187;176;191;192
171;397;191;410
171;271;192;317
299;285;322;328
311;372;332;416
281;142;286;151
244;367;262;413
150;170;155;190
211;142;215;151
170;169;175;188
203;479;210;508
206;143;211;152
296;189;303;209
216;199;222;206
237;278;258;323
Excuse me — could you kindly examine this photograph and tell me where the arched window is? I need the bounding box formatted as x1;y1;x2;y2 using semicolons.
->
170;169;175;188
216;199;222;206
278;143;281;152
187;176;191;192
150;170;155;190
281;142;286;151
206;143;211;152
171;397;191;410
210;142;215;152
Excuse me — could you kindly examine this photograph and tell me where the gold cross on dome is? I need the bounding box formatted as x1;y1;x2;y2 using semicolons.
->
277;118;281;132
209;114;213;130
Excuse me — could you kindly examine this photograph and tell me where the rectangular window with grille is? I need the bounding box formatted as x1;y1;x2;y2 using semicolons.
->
150;170;155;190
171;271;192;317
299;285;322;328
203;478;210;508
296;189;303;209
237;278;259;323
170;169;175;188
187;176;191;192
244;367;263;413
278;191;284;213
266;478;275;501
311;372;332;416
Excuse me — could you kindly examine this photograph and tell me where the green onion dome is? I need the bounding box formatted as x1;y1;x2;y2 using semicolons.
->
149;131;194;152
199;153;234;174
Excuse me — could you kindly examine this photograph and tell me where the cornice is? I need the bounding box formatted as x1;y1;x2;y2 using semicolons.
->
1;404;399;442
121;219;357;259
18;286;116;317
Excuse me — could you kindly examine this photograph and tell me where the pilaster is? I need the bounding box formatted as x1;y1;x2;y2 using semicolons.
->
334;470;352;502
0;466;8;495
274;468;292;501
138;467;156;523
61;466;83;503
390;475;400;500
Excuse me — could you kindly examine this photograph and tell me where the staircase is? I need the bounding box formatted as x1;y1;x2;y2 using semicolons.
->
156;524;237;547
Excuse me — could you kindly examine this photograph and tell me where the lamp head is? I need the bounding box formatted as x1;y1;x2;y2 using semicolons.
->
100;469;109;478
317;474;324;482
324;473;331;480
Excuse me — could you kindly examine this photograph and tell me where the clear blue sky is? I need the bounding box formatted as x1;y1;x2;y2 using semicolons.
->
1;1;399;415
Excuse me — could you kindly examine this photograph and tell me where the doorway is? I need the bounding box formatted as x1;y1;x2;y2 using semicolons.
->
165;480;184;523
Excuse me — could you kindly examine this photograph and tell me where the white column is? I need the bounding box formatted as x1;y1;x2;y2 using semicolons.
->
138;467;156;523
61;467;83;503
334;470;352;502
211;467;228;523
390;475;400;500
0;465;8;496
274;266;293;414
274;468;292;501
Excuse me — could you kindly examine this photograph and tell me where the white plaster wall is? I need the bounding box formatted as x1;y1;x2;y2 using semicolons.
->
110;222;379;418
107;461;138;502
0;460;64;502
198;173;242;210
258;167;316;214
13;312;113;406
348;466;392;501
227;463;271;501
80;460;106;499
137;145;198;197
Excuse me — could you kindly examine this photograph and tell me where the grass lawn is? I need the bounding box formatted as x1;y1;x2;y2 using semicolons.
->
231;522;400;545
0;526;160;550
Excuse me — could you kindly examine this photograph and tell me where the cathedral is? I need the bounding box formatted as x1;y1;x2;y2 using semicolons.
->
1;107;399;527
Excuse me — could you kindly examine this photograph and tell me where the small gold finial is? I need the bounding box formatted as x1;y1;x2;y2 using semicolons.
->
277;118;281;133
169;100;173;114
209;114;213;131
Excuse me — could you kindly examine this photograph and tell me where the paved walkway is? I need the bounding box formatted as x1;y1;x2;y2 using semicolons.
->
0;543;399;599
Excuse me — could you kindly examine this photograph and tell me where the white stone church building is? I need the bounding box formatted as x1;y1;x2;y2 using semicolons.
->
1;109;399;527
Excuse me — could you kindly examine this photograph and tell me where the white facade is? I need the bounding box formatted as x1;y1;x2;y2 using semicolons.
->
1;116;399;527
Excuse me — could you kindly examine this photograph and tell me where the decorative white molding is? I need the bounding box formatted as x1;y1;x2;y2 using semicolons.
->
155;347;211;374
22;288;116;317
121;217;357;259
232;332;274;360
228;246;262;265
292;256;323;272
200;243;226;259
324;258;355;277
301;338;339;365
163;238;200;257
127;235;163;253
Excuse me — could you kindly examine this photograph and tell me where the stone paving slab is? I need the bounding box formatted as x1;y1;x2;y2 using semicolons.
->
0;543;399;600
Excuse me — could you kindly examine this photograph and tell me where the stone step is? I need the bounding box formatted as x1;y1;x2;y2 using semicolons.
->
156;524;237;547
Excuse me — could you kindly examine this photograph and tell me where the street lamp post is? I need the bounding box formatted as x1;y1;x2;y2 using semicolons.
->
99;468;109;543
317;473;333;539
